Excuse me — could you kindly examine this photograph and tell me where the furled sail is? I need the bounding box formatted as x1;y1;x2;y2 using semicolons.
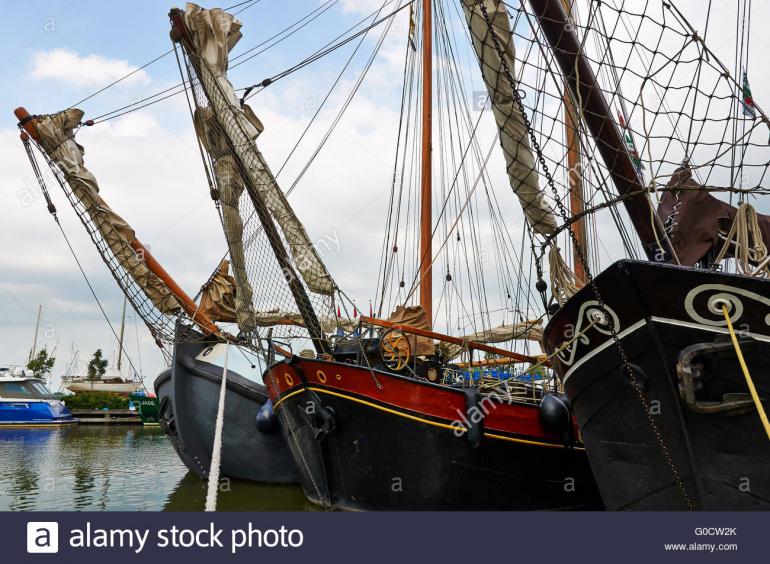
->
28;108;181;314
194;106;259;331
461;0;557;235
182;4;337;299
439;319;544;360
198;259;238;323
252;309;357;333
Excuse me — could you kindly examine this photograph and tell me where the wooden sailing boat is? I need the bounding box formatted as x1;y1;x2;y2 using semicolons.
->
169;2;600;510
14;107;298;484
533;1;770;510
18;0;770;512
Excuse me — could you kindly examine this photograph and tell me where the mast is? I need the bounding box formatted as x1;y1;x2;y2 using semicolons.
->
117;296;127;372
169;8;329;355
560;0;587;281
28;304;42;362
419;0;433;326
528;0;673;262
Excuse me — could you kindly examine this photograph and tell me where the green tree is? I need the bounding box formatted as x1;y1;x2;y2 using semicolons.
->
87;349;108;382
26;348;56;380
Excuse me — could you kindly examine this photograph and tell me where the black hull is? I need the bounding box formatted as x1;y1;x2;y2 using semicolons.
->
267;359;602;511
545;260;770;510
154;336;298;484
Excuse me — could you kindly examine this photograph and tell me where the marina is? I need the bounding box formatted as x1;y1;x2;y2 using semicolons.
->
2;0;769;514
0;426;308;511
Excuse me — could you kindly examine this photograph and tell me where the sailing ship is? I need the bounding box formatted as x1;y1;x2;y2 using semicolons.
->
14;109;298;482
168;2;600;510
15;0;770;511
532;2;770;510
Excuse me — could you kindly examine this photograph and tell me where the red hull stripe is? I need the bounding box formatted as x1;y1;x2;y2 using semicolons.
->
267;358;582;450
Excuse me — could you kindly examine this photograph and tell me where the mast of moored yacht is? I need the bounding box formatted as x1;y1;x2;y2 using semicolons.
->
560;0;588;281
419;0;433;326
28;304;42;362
116;296;127;373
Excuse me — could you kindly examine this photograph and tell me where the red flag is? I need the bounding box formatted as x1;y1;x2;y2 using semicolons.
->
337;306;341;318
353;306;358;318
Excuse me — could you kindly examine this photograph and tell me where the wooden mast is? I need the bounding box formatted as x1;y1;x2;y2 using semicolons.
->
419;0;433;326
560;0;587;282
528;0;673;262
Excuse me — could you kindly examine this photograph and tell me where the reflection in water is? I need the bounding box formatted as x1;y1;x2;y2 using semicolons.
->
164;473;311;511
0;426;309;511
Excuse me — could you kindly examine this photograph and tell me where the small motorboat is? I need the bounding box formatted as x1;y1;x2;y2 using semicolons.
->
0;367;76;426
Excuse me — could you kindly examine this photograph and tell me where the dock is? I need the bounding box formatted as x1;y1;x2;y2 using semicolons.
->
71;409;143;425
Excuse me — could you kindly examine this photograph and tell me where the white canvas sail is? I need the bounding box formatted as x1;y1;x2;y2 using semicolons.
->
461;0;557;235
183;4;337;299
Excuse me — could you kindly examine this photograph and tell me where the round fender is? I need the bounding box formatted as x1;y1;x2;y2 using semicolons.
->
539;393;571;434
256;399;279;434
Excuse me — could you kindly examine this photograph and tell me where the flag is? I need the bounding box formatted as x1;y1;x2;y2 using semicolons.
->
742;70;756;118
618;111;644;173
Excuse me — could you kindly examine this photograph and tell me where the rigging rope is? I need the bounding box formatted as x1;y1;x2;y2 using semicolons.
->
205;344;230;511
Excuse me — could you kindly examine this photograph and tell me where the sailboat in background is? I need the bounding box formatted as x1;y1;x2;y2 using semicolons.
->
61;298;143;394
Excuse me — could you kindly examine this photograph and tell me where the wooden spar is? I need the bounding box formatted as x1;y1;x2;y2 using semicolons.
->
14;106;222;337
168;9;329;354
360;315;541;364
453;356;536;369
527;0;673;262
560;0;587;282
419;0;433;326
128;241;219;334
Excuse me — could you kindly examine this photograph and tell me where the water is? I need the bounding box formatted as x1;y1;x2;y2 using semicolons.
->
0;426;311;511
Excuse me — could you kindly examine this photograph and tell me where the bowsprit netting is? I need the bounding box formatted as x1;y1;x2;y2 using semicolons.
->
506;0;770;263
171;4;352;353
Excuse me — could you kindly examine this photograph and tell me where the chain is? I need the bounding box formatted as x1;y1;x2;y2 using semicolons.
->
476;0;694;509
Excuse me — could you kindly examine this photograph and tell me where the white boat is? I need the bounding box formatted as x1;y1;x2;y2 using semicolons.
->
62;373;142;394
61;298;145;395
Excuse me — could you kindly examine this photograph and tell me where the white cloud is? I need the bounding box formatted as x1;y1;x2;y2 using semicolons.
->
338;0;391;15
108;113;160;138
28;48;150;88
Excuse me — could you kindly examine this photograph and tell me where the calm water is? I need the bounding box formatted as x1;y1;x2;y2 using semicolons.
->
0;426;311;511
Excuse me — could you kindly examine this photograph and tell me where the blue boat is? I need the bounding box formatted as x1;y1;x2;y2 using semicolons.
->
0;367;76;426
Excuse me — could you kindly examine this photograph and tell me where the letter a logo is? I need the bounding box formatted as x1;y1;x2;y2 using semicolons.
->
27;522;59;554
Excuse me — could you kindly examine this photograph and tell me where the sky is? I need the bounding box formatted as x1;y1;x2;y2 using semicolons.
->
1;0;768;392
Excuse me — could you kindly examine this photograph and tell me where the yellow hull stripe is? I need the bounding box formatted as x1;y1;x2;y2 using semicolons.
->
273;386;582;450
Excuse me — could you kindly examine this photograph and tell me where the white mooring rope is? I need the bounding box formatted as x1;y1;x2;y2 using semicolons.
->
205;344;230;511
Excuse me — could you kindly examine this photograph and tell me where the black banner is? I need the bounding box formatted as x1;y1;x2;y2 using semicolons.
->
4;511;766;563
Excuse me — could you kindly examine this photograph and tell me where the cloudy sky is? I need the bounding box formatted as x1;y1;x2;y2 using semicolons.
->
0;0;767;391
